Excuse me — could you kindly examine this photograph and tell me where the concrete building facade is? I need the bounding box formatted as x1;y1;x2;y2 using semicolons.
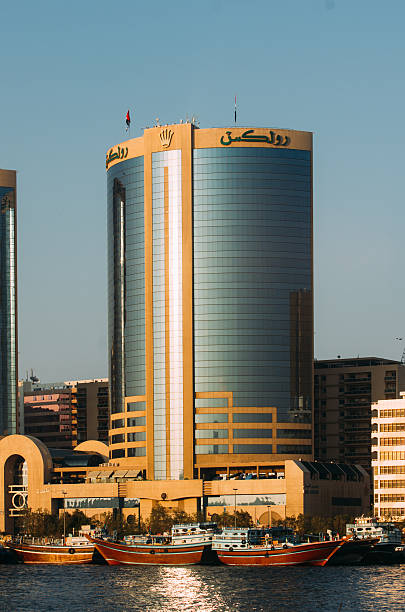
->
20;379;109;449
314;358;405;473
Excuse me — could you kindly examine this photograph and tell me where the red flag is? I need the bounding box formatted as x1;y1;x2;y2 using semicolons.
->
126;110;131;130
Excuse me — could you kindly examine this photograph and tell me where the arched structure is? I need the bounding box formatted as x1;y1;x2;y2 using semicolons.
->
0;435;52;533
74;440;109;461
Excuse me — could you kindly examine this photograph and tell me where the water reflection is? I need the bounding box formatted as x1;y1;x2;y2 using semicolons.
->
0;565;404;612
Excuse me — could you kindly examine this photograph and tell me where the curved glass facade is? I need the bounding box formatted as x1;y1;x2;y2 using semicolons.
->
193;147;312;423
107;124;313;472
107;156;145;415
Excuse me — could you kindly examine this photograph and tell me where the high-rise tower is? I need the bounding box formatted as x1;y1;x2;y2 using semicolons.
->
107;124;313;479
0;169;17;435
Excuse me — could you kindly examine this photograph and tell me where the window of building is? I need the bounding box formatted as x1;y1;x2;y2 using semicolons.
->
233;413;272;423
111;419;125;429
195;429;228;439
233;444;273;454
127;432;146;442
195;445;228;454
111;433;125;444
233;429;273;438
128;447;146;457
194;413;228;424
127;401;146;412
277;445;312;454
127;416;146;427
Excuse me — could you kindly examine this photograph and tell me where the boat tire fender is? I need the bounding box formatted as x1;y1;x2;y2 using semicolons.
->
68;548;75;555
241;539;246;544
149;550;155;554
229;547;233;552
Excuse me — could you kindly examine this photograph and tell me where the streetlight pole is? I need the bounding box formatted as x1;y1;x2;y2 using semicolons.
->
233;488;238;528
62;490;67;545
267;505;272;528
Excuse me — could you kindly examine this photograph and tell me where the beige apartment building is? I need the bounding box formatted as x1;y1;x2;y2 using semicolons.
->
372;397;405;520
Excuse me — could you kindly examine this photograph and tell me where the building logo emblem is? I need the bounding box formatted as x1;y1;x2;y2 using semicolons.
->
160;128;174;148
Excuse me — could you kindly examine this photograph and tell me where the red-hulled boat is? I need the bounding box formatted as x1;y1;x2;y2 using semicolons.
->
212;528;348;567
6;538;94;564
87;522;217;566
87;536;205;566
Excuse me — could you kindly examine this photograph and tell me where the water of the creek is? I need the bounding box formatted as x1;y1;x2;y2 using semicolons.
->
0;564;404;612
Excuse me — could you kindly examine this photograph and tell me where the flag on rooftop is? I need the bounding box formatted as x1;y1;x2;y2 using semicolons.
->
126;110;131;131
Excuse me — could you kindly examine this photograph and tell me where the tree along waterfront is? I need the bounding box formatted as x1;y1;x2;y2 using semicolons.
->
12;506;405;539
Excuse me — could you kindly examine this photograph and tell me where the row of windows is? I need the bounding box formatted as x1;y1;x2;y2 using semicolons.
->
194;413;273;424
193;147;310;159
378;494;405;503
375;480;405;488
375;409;405;418
379;423;405;432
379;508;405;517
378;465;405;474
193;443;311;455
379;452;405;460
380;437;405;446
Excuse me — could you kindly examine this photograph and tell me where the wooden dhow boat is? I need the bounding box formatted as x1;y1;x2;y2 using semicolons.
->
87;522;217;566
212;528;349;567
6;536;94;564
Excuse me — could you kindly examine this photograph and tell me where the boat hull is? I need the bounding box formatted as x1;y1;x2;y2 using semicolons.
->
327;538;379;566
216;539;346;567
6;543;94;564
363;543;405;565
88;536;205;566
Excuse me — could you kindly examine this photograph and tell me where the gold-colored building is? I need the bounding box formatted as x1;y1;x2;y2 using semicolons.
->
0;435;369;533
107;123;314;480
0;125;374;533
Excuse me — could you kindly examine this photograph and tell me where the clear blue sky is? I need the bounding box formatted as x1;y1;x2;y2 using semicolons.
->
2;0;405;381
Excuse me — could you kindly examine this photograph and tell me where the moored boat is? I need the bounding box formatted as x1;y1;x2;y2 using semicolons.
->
326;537;379;565
6;536;94;564
212;528;348;567
87;522;218;566
346;516;405;564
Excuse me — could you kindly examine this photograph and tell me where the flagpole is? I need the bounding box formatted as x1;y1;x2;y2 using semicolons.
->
234;95;237;125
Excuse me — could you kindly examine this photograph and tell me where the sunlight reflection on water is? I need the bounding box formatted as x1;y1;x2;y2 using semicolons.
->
0;564;404;611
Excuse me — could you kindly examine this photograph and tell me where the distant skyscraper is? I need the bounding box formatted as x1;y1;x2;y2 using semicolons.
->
0;169;17;435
